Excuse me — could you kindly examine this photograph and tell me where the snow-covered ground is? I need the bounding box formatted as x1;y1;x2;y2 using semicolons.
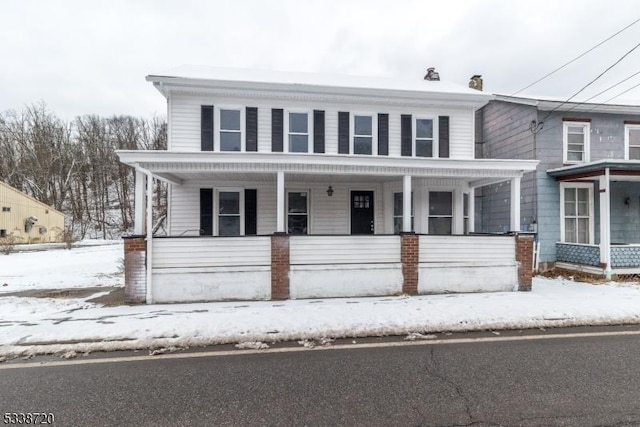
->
1;242;640;359
0;241;123;293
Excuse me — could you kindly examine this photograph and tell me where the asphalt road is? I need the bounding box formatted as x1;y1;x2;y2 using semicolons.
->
3;327;640;426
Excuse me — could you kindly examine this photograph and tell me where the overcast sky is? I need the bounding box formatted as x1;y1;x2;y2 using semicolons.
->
2;0;639;119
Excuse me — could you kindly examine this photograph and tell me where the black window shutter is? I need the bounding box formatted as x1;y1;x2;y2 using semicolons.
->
246;107;258;152
338;112;350;154
313;110;325;153
271;109;283;152
401;114;412;156
201;106;214;151
439;116;450;158
378;113;389;156
200;189;213;236
244;189;257;235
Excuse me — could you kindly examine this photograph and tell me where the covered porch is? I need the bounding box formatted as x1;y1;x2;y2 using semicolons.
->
118;151;538;303
549;160;640;278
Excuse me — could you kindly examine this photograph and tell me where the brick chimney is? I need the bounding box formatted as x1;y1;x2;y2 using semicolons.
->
469;75;483;91
424;67;440;81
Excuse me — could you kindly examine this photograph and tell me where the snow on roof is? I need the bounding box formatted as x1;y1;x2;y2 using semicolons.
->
148;65;490;98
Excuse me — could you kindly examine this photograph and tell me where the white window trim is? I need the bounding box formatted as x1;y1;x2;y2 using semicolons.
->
562;121;590;164
286;189;311;234
215;106;246;152
426;190;454;235
624;124;640;160
412;116;438;158
350;113;378;156
214;188;245;236
284;110;313;154
559;182;594;245
393;192;414;234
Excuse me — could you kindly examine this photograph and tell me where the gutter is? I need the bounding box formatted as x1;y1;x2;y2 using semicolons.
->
133;164;154;304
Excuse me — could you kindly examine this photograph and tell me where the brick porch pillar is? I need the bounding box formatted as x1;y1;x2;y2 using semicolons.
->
401;233;419;295
123;235;146;303
271;233;290;300
515;233;534;291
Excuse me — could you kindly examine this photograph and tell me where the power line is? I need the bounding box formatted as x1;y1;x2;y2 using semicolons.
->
511;17;640;96
539;40;640;124
581;70;640;103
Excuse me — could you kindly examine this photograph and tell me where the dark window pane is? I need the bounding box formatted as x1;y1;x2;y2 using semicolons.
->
354;136;372;154
219;192;240;214
416;139;433;157
289;113;308;133
354;115;372;135
429;192;452;215
416;119;433;138
630;129;640;145
289;134;308;152
394;193;403;216
567;152;583;162
393;217;402;235
568;134;584;145
428;218;452;235
288;215;308;235
219;216;240;236
630;147;640;160
288;192;307;213
568;126;584;134
463;193;469;216
221;132;241;151
220;109;240;130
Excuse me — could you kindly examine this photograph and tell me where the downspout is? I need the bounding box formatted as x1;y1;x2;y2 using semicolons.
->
133;164;154;304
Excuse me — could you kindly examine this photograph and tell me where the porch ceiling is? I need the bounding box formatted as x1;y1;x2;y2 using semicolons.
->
117;150;538;187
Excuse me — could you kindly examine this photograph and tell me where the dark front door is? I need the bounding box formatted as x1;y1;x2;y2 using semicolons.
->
351;191;374;235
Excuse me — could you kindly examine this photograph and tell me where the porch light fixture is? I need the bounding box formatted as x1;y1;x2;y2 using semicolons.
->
327;186;334;197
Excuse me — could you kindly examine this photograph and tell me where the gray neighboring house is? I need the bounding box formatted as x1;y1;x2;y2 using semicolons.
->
475;87;640;278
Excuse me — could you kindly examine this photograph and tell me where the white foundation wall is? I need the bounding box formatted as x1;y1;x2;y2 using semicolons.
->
289;236;402;299
168;94;475;159
151;237;271;302
418;235;518;293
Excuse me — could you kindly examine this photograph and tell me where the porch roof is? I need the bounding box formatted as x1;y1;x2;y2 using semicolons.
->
547;160;640;181
116;150;538;187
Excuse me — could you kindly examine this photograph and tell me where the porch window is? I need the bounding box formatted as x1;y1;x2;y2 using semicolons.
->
287;191;308;235
562;186;591;244
415;118;434;157
563;121;590;163
393;192;414;234
218;191;241;236
288;112;310;153
428;191;452;235
625;124;640;160
463;193;469;235
220;109;242;152
353;115;375;155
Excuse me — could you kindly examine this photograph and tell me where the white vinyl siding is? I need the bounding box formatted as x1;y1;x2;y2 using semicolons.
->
290;235;399;265
153;237;271;268
419;235;515;264
167;95;475;160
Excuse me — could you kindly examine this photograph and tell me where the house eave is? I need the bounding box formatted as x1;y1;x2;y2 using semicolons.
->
117;151;538;185
548;160;640;181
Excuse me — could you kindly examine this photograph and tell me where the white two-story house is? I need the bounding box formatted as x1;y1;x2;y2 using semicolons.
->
117;66;538;304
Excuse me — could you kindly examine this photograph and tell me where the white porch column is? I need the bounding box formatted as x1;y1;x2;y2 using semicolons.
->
599;169;612;279
277;171;285;233
468;188;475;233
403;175;412;232
134;170;146;235
145;171;154;304
510;176;522;232
453;189;464;234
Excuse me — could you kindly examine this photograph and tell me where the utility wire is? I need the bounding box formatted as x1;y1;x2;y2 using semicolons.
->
539;40;640;124
511;17;640;96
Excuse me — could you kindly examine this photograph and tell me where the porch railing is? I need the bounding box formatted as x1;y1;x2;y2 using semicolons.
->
556;243;600;267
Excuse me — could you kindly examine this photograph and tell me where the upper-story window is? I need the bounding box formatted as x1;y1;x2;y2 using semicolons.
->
287;112;311;153
414;118;435;157
563;121;590;164
625;124;640;160
219;109;242;152
353;115;376;155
